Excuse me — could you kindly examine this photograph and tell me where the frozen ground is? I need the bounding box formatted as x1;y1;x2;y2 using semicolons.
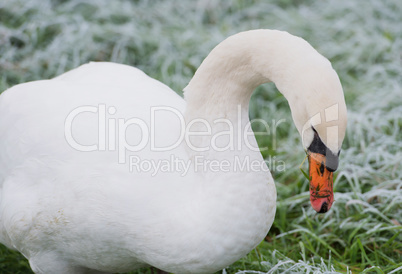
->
0;0;401;273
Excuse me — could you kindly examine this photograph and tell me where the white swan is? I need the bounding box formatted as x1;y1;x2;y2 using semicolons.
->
0;29;347;273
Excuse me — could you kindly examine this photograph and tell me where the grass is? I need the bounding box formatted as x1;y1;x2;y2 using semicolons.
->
0;0;401;273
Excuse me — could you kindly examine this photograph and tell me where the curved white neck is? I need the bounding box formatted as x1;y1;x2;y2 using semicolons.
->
186;30;315;112
183;29;346;154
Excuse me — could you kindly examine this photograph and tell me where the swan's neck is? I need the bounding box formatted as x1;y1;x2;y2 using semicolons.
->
184;30;323;117
183;29;341;153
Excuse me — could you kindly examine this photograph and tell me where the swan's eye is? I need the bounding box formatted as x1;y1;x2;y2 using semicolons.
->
326;150;340;172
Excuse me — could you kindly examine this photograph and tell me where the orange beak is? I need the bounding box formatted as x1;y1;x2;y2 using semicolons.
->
308;152;334;213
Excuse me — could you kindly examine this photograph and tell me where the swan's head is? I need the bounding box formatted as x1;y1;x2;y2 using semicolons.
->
278;53;347;213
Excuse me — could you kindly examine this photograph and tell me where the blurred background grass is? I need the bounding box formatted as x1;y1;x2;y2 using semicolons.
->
0;0;401;273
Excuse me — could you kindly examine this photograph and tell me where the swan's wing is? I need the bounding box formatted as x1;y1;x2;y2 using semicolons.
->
0;63;187;251
0;62;186;183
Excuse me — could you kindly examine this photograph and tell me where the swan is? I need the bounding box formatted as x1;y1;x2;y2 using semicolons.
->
0;29;347;273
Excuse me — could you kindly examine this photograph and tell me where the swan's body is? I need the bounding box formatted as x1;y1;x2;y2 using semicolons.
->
0;30;346;273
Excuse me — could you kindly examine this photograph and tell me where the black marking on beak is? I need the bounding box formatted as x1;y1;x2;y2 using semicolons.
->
318;202;329;213
319;162;325;175
308;127;340;172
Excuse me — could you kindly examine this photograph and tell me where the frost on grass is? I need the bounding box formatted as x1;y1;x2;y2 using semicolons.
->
0;0;401;273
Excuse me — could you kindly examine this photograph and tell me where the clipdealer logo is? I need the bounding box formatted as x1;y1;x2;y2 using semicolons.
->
64;104;287;174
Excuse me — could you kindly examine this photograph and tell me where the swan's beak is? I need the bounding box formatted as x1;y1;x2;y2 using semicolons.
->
308;152;334;213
